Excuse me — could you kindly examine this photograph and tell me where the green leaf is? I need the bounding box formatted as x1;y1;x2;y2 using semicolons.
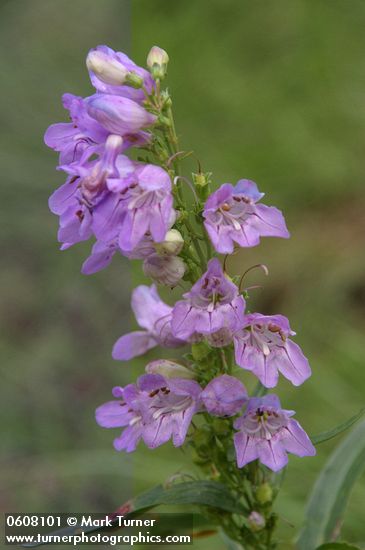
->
316;543;361;549
132;480;243;513
297;419;365;550
22;480;242;547
311;407;365;445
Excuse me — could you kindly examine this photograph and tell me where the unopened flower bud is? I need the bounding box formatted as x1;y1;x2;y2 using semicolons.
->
143;254;185;286
86;50;128;86
193;172;212;200
147;46;169;80
154;229;184;256
248;512;265;532
201;375;247;417
145;359;195;379
193;172;208;187
256;482;273;504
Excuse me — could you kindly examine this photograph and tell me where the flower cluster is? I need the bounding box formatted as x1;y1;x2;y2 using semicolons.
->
100;259;315;471
45;45;184;285
45;44;315;482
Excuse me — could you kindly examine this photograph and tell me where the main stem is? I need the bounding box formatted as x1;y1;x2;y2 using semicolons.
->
146;84;278;550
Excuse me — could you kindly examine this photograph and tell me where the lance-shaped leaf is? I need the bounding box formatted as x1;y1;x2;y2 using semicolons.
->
297;419;365;550
22;480;243;547
310;407;365;445
132;480;243;512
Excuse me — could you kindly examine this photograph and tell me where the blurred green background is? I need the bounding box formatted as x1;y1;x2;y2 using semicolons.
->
1;0;365;547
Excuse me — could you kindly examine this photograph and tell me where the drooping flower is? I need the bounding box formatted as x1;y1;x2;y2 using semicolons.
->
87;45;154;101
203;179;290;254
171;258;245;340
153;229;184;256
112;284;184;361
143;254;186;286
201;374;247;417
45;92;150;167
93;163;174;251
233;313;311;388
96;374;202;451
86;93;156;136
234;395;315;472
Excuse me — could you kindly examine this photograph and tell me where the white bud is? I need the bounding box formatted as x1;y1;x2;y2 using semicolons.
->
143;254;185;286
154;229;184;256
248;512;265;532
146;46;169;80
147;46;169;68
146;359;195;379
86;50;128;86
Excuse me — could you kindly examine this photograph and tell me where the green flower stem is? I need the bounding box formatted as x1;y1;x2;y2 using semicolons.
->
147;81;278;550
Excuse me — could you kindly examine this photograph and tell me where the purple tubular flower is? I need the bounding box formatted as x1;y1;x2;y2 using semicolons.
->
93;163;174;251
136;374;202;448
171;258;245;340
96;374;202;451
112;285;184;361
201;374;248;417
87;45;154;101
234;395;316;472
233;313;311;388
86;94;156;136
203;180;290;253
48;136;131;249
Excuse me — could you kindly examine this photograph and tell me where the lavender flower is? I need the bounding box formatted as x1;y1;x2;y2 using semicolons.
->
234;395;315;472
234;313;311;388
203;180;289;253
201;374;248;417
136;374;202;448
93;163;174;251
48;136;131;249
112;284;184;361
87;45;154;101
171;258;245;340
96;374;202;451
86;94;156;136
44;93;108;166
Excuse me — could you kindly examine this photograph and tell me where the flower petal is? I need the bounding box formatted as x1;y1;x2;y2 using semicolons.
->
112;331;157;360
281;419;316;457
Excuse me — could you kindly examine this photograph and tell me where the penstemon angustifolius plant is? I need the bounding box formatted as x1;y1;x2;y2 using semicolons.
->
45;44;356;550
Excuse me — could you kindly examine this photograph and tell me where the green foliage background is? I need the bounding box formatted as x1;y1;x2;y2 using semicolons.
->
1;0;365;547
